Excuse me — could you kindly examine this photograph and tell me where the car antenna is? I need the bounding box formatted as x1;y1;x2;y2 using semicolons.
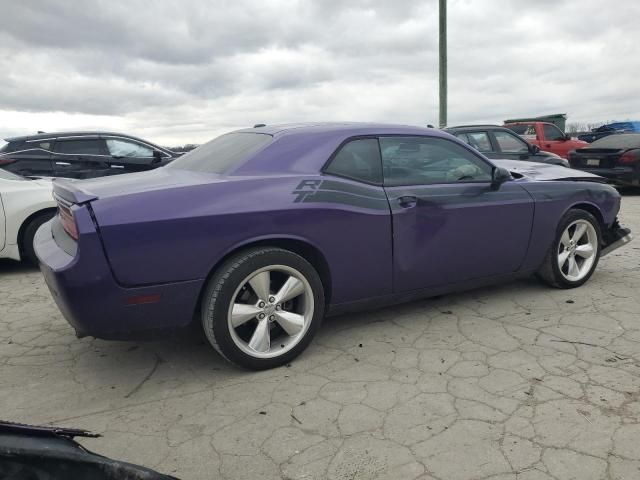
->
253;123;266;128
37;130;46;134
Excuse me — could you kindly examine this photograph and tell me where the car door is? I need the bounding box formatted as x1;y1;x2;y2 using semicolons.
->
0;140;54;177
492;130;532;161
103;137;163;173
380;135;535;293
541;124;569;157
51;137;111;178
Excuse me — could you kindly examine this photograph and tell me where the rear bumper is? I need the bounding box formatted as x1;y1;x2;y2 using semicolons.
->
601;223;633;257
34;216;203;340
572;167;639;186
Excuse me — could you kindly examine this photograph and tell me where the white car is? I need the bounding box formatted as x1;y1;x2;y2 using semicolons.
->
0;169;56;263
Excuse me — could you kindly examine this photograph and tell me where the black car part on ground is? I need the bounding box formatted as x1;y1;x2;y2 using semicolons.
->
0;421;179;480
601;219;634;257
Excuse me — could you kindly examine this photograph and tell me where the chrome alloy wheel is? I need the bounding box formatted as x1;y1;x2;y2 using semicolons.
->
227;265;314;359
557;219;598;282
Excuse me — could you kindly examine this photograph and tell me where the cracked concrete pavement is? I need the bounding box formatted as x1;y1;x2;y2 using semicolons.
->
1;195;640;480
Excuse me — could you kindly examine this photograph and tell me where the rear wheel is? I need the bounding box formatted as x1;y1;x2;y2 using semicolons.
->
201;247;325;370
21;212;55;265
538;209;601;288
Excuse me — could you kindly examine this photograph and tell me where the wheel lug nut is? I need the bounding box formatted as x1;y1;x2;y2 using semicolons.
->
275;305;281;311
258;302;265;308
269;315;275;321
258;313;265;319
268;296;276;303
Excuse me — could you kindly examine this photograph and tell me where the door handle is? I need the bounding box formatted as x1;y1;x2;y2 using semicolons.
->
55;161;71;166
397;195;418;208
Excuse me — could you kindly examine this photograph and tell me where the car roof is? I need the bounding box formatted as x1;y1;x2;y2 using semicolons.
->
446;124;506;131
5;131;160;145
233;122;441;138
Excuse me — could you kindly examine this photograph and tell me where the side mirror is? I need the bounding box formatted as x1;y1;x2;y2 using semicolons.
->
491;167;511;190
152;150;163;164
529;144;540;154
561;134;571;141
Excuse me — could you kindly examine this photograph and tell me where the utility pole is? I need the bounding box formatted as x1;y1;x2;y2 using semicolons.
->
439;0;447;128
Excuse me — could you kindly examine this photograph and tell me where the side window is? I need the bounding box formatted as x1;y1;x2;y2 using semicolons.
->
2;141;23;152
54;139;105;155
543;124;565;141
493;131;529;152
380;136;492;186
463;132;492;152
325;138;382;184
106;139;154;158
26;141;51;150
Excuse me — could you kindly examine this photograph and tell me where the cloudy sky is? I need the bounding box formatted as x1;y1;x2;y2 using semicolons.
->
0;0;638;146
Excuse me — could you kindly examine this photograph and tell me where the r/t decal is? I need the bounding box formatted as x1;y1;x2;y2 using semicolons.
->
292;180;322;202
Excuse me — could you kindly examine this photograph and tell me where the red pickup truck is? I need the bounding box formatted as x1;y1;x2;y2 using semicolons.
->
505;121;588;159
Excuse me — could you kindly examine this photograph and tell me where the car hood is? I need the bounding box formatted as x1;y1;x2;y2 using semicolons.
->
53;167;224;204
491;159;605;182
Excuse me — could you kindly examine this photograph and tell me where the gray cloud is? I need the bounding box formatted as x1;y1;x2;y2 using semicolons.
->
0;0;638;145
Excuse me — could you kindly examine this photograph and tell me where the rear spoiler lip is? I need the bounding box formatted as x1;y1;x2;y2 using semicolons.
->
53;179;98;205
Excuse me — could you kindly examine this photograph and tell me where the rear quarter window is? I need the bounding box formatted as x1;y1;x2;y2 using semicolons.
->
1;141;25;153
168;132;272;174
590;133;640;149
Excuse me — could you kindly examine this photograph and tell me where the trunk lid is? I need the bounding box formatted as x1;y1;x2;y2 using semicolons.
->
569;148;624;169
52;167;223;205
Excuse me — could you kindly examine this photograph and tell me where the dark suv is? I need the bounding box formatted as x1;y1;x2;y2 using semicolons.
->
445;125;569;167
0;131;179;178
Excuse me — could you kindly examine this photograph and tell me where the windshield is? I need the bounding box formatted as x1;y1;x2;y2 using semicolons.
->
0;168;26;181
168;132;272;174
505;125;527;135
590;133;640;149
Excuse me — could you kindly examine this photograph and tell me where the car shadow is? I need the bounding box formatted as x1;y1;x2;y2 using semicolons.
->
619;187;640;196
0;258;39;273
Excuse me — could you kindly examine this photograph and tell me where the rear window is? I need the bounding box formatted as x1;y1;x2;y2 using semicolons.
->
506;125;527;135
590;133;640;149
1;141;24;153
168;132;272;174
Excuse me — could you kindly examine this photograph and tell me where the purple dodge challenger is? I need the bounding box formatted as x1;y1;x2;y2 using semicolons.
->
35;123;632;369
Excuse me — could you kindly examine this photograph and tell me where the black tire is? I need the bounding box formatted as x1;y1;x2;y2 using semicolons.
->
21;212;55;265
201;247;325;370
537;209;602;289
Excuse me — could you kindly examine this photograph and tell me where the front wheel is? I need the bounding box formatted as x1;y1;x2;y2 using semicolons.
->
538;209;601;289
201;247;325;370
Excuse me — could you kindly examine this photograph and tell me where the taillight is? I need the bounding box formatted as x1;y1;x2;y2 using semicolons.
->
0;156;15;165
58;206;78;240
54;194;79;240
619;150;640;165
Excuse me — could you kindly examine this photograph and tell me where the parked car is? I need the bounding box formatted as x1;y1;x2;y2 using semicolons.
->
578;122;640;143
0;131;179;179
35;123;632;370
446;125;568;166
0;168;56;264
505;121;588;159
568;133;640;187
